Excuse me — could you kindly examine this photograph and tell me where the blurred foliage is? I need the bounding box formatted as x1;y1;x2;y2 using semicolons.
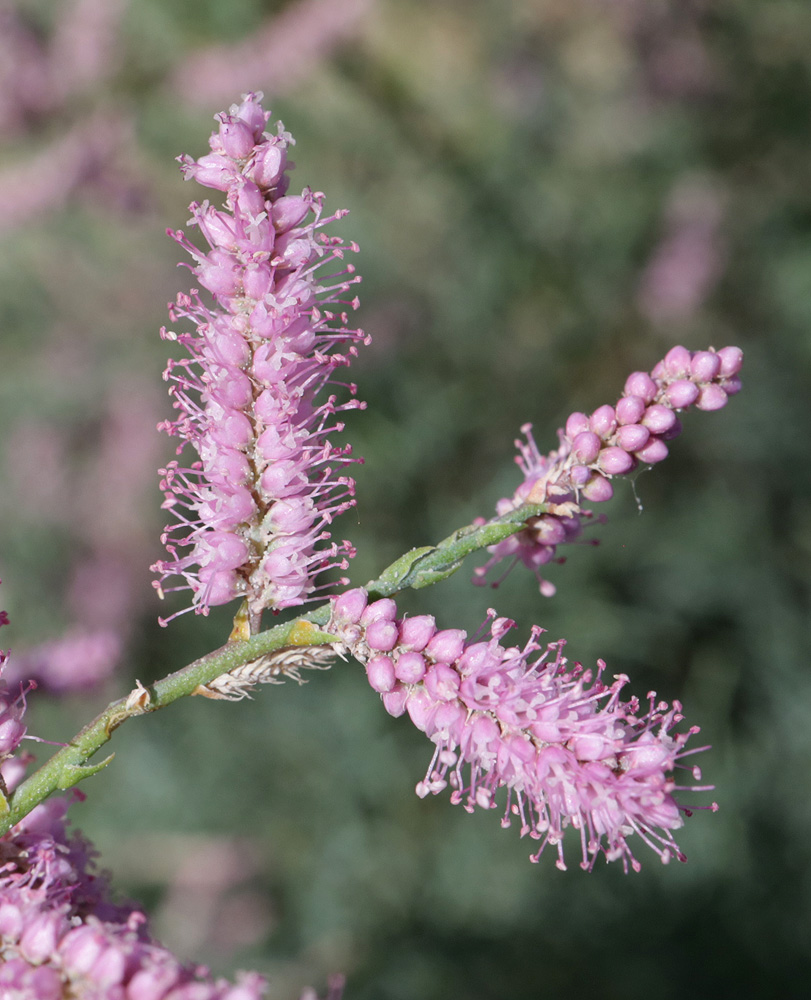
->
1;0;810;997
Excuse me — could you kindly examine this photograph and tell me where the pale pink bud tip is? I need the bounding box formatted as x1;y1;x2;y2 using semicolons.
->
663;345;693;376
665;379;700;409
695;383;728;411
398;615;437;651
624;372;657;402
366;655;396;692
690;350;721;382
331;588;368;624
565;412;590;438
598;447;635;476
717;345;743;376
365;620;399;652
589;404;617;439
572;431;602;464
616;395;646;425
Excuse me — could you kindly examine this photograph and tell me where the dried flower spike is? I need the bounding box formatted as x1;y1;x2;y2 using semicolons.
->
153;93;368;625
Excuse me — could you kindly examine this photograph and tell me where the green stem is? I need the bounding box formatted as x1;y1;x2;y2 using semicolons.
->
1;503;545;835
0;619;336;835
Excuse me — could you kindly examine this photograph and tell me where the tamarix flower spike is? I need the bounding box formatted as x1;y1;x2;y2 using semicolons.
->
153;92;368;626
329;588;715;873
474;345;743;596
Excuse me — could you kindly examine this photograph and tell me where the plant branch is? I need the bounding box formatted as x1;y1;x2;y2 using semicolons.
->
1;503;545;834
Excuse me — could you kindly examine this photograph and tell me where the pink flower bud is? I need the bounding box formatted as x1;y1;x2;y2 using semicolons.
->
661;417;683;441
0;902;23;940
635;438;669;464
662;345;692;377
395;651;427;684
665;379;700;409
695;383;728;411
361;599;397;625
195;249;241;297
407;688;438;732
589;404;617;439
0;715;25;756
365;619;399;652
399;615;437;651
425;629;467;664
641;404;677;434
251;143;287;189
722;375;742;395
717;345;743;376
382;686;409;717
59;925;106;975
366;655;396;692
570;464;591;486
424;663;461;702
616;424;650;452
581;472;614;502
271;195;310;232
624;371;657;401
243;262;274;299
598;446;635;476
218;116;256;159
615;395;646;425
532;515;567;545
233;94;268;135
182;152;237;191
565;411;590;438
690;350;722;382
331;588;368;624
572;431;601;464
20;912;62;964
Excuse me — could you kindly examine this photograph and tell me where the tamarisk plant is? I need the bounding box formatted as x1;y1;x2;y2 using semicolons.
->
0;93;742;995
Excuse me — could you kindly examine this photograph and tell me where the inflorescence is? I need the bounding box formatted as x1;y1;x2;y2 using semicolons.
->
153;93;368;625
474;344;743;596
329;588;716;873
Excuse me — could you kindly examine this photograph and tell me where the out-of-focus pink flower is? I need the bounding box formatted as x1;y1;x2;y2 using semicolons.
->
1;628;121;694
0;0;126;133
154;92;367;623
638;180;726;324
474;344;743;596
171;0;374;107
0;113;139;234
330;588;714;872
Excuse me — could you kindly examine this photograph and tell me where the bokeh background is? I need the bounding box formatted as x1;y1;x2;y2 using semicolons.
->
1;0;809;997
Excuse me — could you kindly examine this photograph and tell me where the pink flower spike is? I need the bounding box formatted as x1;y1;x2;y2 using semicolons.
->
473;345;743;594
329;592;712;872
154;93;366;624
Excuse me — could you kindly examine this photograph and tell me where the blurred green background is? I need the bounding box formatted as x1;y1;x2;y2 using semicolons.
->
1;0;809;997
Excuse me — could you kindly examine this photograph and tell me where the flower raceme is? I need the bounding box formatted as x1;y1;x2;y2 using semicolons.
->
153;93;367;625
329;588;714;873
475;344;743;596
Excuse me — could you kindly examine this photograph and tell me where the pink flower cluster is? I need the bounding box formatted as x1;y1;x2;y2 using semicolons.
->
475;344;743;596
329;588;713;872
0;593;274;998
0;801;270;999
153;92;367;623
